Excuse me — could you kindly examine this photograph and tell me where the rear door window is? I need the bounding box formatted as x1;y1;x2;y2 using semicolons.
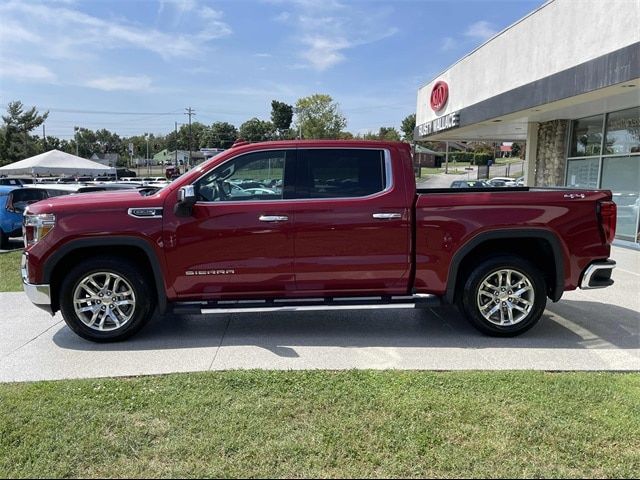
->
296;149;386;199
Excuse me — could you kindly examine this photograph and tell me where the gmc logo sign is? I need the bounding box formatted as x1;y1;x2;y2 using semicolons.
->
430;81;449;112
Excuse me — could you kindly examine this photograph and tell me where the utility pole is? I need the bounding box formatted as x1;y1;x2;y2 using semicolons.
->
42;124;47;151
174;121;178;167
185;107;195;171
444;141;449;174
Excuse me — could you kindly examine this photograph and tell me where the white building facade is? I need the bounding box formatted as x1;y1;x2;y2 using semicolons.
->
415;0;640;245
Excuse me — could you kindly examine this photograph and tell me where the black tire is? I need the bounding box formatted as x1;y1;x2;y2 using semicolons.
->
59;256;155;342
459;255;546;337
0;229;8;250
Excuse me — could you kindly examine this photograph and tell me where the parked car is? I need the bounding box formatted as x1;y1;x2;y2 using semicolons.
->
165;165;181;179
0;178;25;186
21;140;617;342
450;180;492;188
56;177;78;183
0;186;49;248
488;177;517;187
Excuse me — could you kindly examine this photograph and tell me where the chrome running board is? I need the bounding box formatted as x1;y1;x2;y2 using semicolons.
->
171;295;441;315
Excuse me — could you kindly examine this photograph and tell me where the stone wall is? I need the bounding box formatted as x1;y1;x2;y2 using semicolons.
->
534;120;570;186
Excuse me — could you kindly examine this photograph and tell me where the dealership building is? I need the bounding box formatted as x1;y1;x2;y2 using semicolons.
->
415;0;640;246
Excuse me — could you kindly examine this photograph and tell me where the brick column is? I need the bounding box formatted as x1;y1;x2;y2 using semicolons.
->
534;120;570;187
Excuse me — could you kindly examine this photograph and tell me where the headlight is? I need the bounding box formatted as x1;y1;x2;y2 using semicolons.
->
23;213;56;247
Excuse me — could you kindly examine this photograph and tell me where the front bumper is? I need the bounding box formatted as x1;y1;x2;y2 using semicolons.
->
580;259;616;289
21;253;53;314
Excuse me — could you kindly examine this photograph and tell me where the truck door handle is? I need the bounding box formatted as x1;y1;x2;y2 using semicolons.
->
259;215;289;222
372;213;402;219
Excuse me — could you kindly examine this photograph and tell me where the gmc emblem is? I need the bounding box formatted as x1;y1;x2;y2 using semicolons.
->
430;81;449;112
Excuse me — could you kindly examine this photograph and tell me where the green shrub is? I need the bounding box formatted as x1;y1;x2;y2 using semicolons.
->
474;153;494;166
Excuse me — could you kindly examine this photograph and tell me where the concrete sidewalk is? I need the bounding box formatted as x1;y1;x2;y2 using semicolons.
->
0;246;638;382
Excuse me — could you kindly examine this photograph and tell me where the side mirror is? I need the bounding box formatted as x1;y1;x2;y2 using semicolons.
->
174;185;196;217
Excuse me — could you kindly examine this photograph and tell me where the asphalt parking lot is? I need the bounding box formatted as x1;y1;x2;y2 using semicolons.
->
0;246;638;382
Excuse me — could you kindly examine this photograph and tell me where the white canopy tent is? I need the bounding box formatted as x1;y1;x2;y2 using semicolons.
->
0;150;116;176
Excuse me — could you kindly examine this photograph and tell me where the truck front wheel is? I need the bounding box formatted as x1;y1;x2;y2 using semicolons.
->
460;255;547;336
59;256;154;342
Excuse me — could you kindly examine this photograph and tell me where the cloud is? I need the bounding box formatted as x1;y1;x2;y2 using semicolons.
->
0;1;232;60
84;76;152;92
300;36;349;71
440;36;457;52
0;60;57;82
272;0;397;71
201;6;224;20
465;20;497;40
274;11;291;22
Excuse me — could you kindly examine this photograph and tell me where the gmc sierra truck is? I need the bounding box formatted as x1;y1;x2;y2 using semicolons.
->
21;140;617;342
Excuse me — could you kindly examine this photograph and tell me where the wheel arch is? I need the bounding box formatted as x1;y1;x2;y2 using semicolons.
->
446;228;566;304
43;237;167;314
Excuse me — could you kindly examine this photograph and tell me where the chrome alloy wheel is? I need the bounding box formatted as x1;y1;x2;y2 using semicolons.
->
73;272;136;331
476;269;534;326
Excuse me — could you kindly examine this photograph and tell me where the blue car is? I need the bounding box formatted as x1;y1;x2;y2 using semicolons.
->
0;186;49;249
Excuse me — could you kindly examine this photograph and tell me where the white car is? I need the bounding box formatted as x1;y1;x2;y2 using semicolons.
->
487;176;517;187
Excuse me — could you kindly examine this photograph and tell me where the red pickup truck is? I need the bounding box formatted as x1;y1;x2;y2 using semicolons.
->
21;140;617;342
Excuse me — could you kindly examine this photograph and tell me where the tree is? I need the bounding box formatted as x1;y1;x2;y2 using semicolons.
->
205;122;238;149
74;127;98;158
378;127;401;141
361;131;380;140
94;128;122;154
359;127;401;141
511;142;523;158
271;100;293;137
1;101;49;165
177;122;208;150
239;118;275;142
294;94;346;139
401;114;416;142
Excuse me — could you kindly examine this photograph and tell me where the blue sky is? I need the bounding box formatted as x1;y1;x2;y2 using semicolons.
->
0;0;541;140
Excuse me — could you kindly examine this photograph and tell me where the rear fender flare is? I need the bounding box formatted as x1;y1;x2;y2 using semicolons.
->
445;229;566;304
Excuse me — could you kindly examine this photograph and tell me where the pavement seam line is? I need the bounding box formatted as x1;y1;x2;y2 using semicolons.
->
208;315;231;370
0;320;64;361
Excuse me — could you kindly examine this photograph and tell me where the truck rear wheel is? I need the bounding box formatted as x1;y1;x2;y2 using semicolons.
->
59;256;154;342
459;255;546;336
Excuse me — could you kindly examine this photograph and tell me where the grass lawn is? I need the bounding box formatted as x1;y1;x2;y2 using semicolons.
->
1;370;639;478
0;251;21;292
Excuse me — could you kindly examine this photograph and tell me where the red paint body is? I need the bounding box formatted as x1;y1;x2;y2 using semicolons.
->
24;140;613;308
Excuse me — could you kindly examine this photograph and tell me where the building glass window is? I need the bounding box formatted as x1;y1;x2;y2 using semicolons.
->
570;114;604;157
566;108;640;245
601;155;640;243
604;107;640;155
566;157;599;188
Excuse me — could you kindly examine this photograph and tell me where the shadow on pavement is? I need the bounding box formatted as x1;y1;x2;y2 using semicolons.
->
52;300;640;355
